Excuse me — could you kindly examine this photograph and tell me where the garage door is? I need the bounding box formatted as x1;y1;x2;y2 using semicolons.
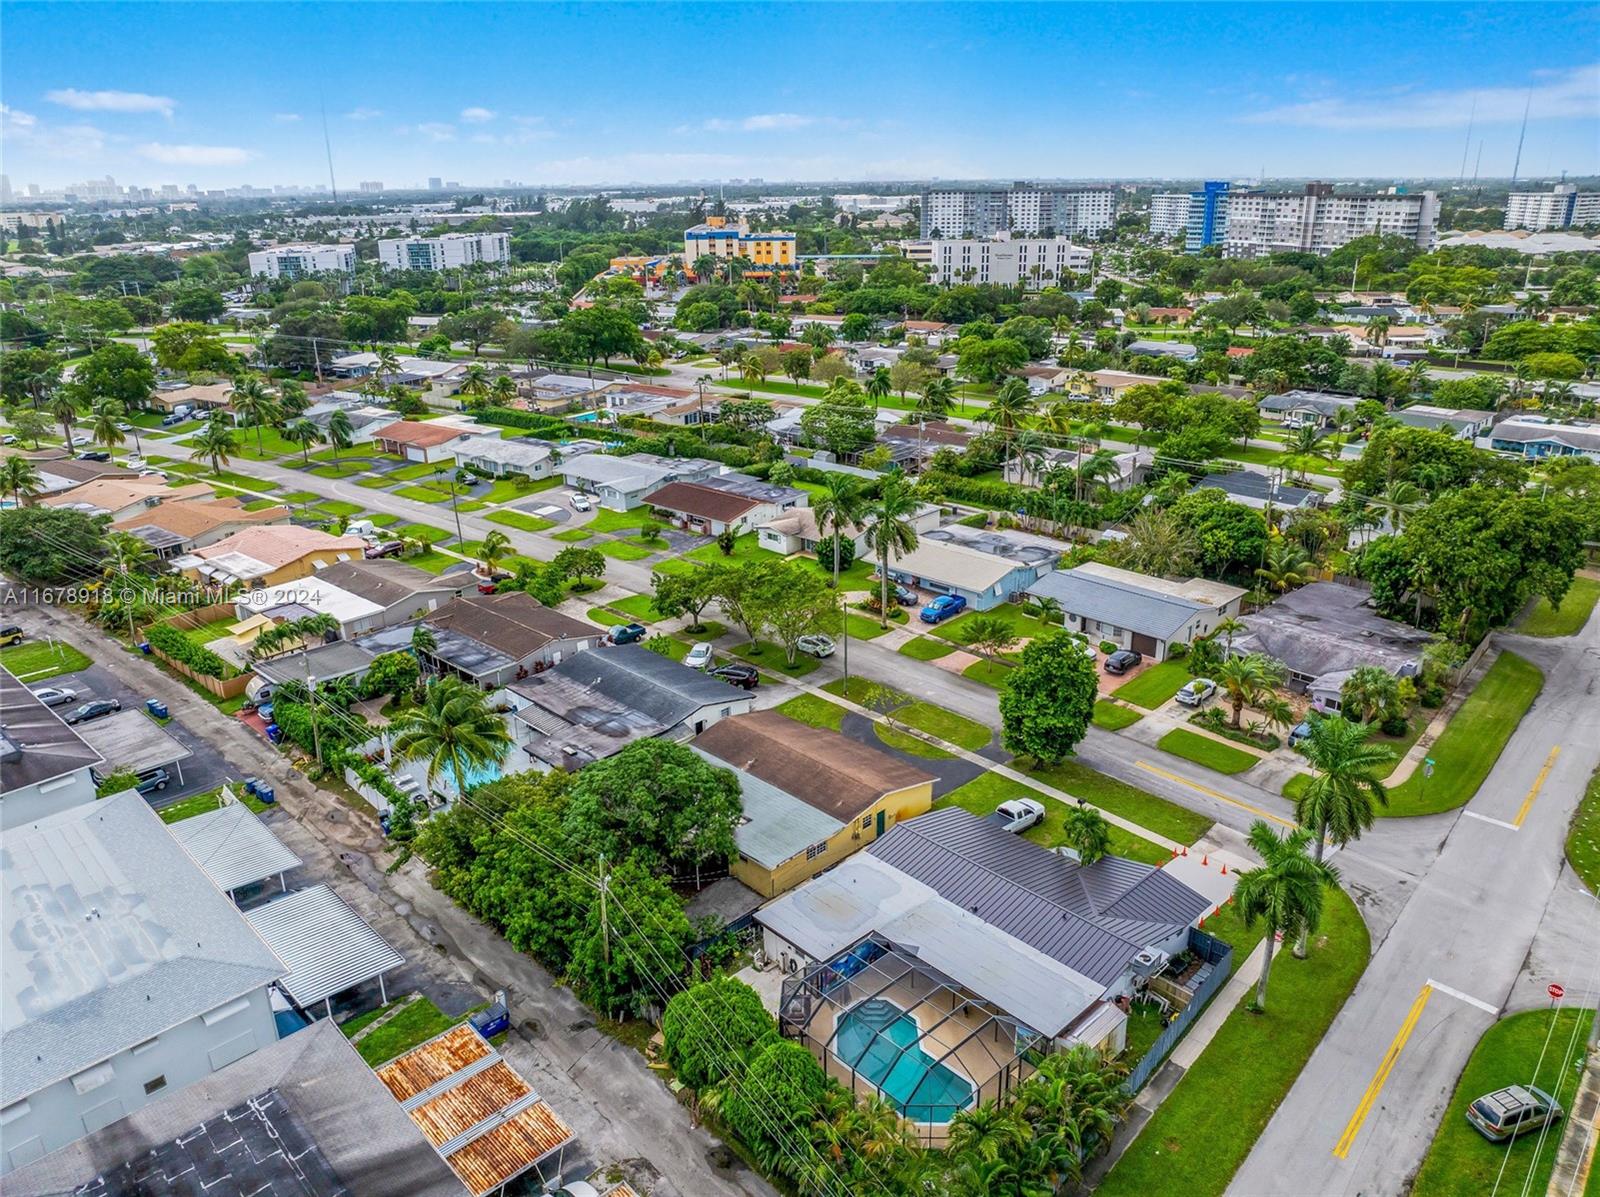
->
1131;632;1160;656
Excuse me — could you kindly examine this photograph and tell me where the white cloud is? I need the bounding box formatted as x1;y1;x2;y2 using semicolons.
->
698;112;821;133
460;106;495;123
2;104;106;159
414;121;456;142
274;112;301;122
46;87;175;118
138;142;253;166
345;106;383;120
1241;62;1600;130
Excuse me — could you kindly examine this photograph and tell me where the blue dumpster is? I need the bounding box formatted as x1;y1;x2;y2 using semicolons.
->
145;698;169;719
470;1001;511;1039
264;724;282;745
137;641;151;655
253;782;276;804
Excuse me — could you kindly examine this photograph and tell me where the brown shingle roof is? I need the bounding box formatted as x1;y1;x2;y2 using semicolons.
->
425;591;595;658
695;710;934;820
376;419;469;448
643;480;762;522
112;496;289;539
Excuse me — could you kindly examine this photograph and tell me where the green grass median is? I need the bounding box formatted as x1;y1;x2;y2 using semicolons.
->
1157;728;1261;775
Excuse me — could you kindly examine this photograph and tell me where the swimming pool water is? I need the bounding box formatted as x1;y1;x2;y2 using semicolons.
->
834;1002;975;1122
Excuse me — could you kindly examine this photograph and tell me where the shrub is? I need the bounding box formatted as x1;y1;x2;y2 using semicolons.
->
1419;681;1445;708
812;533;856;572
1381;712;1410;737
1167;641;1190;658
660;977;775;1090
148;621;231;679
1099;640;1118;654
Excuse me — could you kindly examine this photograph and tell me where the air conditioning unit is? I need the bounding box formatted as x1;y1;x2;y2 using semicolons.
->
1130;948;1170;978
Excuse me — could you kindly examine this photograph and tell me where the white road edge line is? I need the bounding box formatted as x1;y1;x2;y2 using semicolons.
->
1426;979;1500;1016
1463;811;1520;831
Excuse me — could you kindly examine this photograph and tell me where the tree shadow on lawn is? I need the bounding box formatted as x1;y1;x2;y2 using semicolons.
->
836;711;988;796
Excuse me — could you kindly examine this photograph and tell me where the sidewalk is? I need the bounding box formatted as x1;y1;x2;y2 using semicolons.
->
1549;1048;1600;1197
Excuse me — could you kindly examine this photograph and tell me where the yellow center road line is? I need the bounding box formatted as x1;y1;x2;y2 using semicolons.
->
1333;984;1434;1160
1134;760;1297;829
1512;746;1561;828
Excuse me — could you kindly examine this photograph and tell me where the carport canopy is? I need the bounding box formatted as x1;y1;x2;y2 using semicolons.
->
168;796;302;896
243;883;405;1017
75;709;192;783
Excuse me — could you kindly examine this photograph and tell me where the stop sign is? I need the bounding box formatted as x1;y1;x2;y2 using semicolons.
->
1549;983;1565;1001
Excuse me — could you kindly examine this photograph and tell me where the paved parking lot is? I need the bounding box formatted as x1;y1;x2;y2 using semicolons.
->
35;662;233;805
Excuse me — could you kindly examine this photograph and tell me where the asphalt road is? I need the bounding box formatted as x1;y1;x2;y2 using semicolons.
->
1229;624;1600;1196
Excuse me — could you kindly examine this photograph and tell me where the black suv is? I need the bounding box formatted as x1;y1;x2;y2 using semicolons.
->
1103;649;1143;674
710;663;760;690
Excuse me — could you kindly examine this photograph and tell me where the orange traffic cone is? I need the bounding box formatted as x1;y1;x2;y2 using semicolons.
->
1221;862;1228;875
1171;845;1179;857
1202;854;1209;866
1181;846;1188;856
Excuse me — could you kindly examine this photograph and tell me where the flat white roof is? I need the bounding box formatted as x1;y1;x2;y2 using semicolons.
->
236;578;386;626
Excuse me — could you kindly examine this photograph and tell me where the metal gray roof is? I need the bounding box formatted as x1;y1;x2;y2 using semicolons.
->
868;807;1211;986
1027;569;1212;642
4;1020;465;1197
169;799;303;894
1259;389;1360;416
252;638;379;686
1188;469;1320;508
243;884;404;1009
0;669;103;797
1;791;285;1105
692;745;844;869
75;708;193;776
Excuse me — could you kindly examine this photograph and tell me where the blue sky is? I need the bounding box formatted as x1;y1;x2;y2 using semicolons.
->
3;3;1597;189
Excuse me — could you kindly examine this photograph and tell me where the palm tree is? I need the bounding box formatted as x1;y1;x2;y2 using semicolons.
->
1255;539;1316;594
1293;714;1393;867
982;377;1037;463
811;473;866;589
477;529;512;577
489;374;518;407
1211;615;1247;655
946;1101;1030;1164
90;398;127;452
391;675;513;799
1365;315;1390;349
459;363;490;402
1062;805;1112;865
1234;821;1338;1004
100;531;158;641
914;375;956;420
325;408;354;468
1027;594;1063;626
1279;424;1332;483
49;391;79;449
1073;448;1122;503
1370;480;1421;532
230;375;279;455
863;476;921;629
277;379;309;419
1105;507;1198;578
375;346;402;380
1340;665;1398;724
410;622;438;668
284;418;321;464
192;412;238;475
865;367;891;412
0;455;42;506
1213;651;1286;729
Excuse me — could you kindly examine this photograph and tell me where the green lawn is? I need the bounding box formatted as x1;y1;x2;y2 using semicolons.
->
686;532;772;567
183;615;240;646
551;528;593;543
1112;659;1194;709
405;549;462;575
603;593;662;621
930;604;1049;646
242;497;284;512
157;787;271;823
732;641;822;678
0;641;93;681
874;724;955;759
775;692;850;732
392;483;454;504
355;473;400;488
898;635;958;661
963;658;1016;689
368;512;399;526
342;996;469;1067
390;522;450;544
580;507;651;534
891;700;993;751
185;468;277;494
936;771;1170;866
1024;759;1215;845
1519;576;1600;637
484;509;556;533
1383;652;1544;816
822;677;910;709
1412;1007;1594;1197
309;460;372;479
1093;700;1144;730
842;613;891;640
1566;766;1600;894
1158;728;1261;774
314;499;365;518
1282;772;1313;801
1098;886;1370;1197
597;539;655;560
387;461;448;482
479;475;562;503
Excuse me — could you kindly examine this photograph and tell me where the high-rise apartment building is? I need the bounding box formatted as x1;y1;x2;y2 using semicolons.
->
683;216;796;270
919;182;1115;239
1185;181;1232;251
358;180;384;193
427;177;443;190
377;231;511;271
1505;184;1600;231
1149;193;1191;237
1219;183;1438;258
246;243;357;279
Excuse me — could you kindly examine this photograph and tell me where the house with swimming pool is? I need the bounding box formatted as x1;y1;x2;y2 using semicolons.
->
756;807;1211;1144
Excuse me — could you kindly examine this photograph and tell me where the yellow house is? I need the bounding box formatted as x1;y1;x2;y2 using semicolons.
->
693;710;936;899
175;525;368;588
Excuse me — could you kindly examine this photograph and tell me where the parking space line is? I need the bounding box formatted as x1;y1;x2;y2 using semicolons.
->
1426;978;1499;1016
1513;746;1561;828
1333;983;1433;1160
1134;761;1296;829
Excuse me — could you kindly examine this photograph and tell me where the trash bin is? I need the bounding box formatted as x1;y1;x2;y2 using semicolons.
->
145;698;169;719
252;782;276;804
264;724;282;745
470;1000;510;1039
137;642;151;654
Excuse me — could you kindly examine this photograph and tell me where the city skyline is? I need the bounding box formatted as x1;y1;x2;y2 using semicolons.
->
2;2;1597;191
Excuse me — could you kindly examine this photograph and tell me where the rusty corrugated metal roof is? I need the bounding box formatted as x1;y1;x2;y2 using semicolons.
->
444;1101;573;1196
376;1024;489;1102
410;1062;531;1148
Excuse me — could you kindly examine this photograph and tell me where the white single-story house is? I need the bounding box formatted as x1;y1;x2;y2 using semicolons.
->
1025;562;1246;659
758;501;940;558
886;526;1061;612
452;435;556;479
372;419;490;464
644;475;807;537
1258;389;1361;430
1479;415;1600;463
558;452;723;511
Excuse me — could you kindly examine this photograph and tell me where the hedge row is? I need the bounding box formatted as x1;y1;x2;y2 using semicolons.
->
147;622;231;680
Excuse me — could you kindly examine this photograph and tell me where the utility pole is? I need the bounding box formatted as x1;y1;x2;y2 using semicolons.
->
302;657;323;763
598;854;610;966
